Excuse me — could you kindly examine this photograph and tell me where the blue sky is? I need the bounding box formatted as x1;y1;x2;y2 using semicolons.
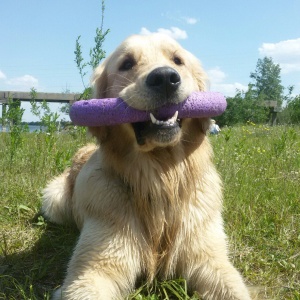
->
1;0;300;121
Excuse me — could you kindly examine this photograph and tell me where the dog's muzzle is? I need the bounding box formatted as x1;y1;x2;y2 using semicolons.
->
131;67;183;147
146;67;181;103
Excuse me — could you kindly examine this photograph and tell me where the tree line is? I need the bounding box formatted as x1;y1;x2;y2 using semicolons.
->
215;57;300;126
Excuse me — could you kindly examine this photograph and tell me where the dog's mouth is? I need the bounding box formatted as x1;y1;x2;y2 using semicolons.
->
132;111;182;146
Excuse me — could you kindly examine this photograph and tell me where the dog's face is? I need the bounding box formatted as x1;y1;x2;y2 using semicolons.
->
92;34;207;152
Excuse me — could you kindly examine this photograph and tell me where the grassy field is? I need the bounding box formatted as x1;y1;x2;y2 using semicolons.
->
0;124;299;299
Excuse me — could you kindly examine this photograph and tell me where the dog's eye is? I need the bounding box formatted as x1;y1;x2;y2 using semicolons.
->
173;56;183;66
119;58;135;71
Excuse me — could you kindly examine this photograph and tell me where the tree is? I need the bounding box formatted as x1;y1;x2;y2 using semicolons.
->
61;1;109;116
250;57;285;125
216;86;268;126
74;0;109;96
216;57;298;126
250;57;284;106
280;95;300;124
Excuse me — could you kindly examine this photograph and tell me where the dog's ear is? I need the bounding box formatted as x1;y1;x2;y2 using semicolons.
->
89;61;109;142
194;66;208;92
186;51;208;92
192;59;208;92
91;62;108;99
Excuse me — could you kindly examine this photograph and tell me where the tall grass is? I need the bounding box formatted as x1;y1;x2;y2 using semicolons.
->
0;124;299;299
213;124;300;299
0;129;88;300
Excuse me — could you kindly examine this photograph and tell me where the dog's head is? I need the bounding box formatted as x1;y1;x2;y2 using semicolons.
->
90;34;209;152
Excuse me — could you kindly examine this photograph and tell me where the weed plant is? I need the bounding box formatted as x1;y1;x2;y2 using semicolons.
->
0;123;299;299
4;99;29;164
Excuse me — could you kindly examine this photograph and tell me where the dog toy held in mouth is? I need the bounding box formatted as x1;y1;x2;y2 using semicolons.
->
70;91;226;126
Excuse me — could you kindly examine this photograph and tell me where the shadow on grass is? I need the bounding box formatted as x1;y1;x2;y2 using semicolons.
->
0;215;79;300
0;215;200;300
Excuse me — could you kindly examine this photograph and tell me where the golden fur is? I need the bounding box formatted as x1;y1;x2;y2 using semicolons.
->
42;34;251;299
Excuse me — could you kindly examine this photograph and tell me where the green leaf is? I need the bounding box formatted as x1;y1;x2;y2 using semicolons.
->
18;204;31;212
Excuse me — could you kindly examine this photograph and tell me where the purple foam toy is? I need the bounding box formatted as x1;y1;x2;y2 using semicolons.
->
69;91;226;126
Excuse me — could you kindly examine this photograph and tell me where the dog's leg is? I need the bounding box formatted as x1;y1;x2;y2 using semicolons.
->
53;218;141;300
187;259;251;300
178;217;251;300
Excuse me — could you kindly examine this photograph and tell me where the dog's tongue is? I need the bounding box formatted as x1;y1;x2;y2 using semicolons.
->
70;91;227;126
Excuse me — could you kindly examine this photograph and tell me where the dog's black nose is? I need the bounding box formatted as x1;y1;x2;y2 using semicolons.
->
146;67;181;97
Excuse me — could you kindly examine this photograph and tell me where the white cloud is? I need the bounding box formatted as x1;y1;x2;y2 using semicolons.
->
259;38;300;74
140;27;152;35
207;67;248;97
161;11;198;25
0;70;6;80
207;67;227;84
183;17;198;25
211;82;248;97
5;74;39;90
140;26;187;40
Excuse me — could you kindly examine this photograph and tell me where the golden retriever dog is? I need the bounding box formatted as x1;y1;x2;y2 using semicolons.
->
42;34;251;299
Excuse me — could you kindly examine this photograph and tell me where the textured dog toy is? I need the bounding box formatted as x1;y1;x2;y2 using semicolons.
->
70;91;226;126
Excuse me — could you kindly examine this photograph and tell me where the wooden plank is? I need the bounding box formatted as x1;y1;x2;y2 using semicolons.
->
0;91;81;103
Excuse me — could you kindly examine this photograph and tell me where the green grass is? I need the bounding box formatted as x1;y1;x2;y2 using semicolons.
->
0;124;299;299
214;124;300;299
